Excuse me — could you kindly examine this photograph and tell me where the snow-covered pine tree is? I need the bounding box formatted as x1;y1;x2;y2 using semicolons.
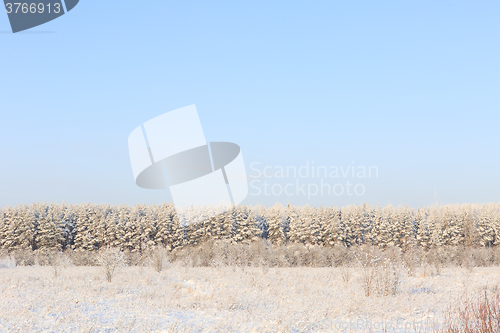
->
125;205;144;252
172;210;186;250
328;207;344;247
440;207;463;246
377;205;396;248
89;205;107;250
73;203;91;250
154;203;172;249
37;203;63;250
390;206;404;248
142;205;158;247
369;204;383;248
12;204;32;250
306;206;321;246
109;204;127;250
102;209;117;249
317;205;331;247
361;203;374;245
0;206;16;249
237;205;259;243
267;204;286;246
399;205;416;251
232;206;245;243
220;208;234;242
250;205;269;240
58;203;76;250
336;206;349;247
461;204;477;248
348;205;364;246
415;208;431;250
288;205;305;244
493;203;500;247
23;203;39;250
427;207;443;248
477;204;495;247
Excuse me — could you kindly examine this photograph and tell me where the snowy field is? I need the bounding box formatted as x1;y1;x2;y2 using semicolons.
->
1;262;499;332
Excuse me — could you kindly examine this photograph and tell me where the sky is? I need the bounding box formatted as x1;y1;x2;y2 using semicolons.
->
0;0;499;209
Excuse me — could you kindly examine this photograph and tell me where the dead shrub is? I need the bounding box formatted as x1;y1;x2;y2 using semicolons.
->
148;245;169;273
438;289;500;333
96;247;126;282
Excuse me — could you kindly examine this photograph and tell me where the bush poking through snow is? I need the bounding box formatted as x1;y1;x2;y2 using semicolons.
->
340;265;351;284
0;255;16;268
96;247;126;282
47;250;72;277
359;257;404;297
148;245;169;273
439;289;500;333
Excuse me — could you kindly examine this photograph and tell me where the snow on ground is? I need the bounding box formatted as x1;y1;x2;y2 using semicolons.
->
0;264;499;332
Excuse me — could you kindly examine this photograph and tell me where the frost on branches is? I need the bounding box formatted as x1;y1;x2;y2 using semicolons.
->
1;202;500;251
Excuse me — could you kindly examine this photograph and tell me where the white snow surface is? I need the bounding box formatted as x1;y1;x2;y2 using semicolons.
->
0;264;499;332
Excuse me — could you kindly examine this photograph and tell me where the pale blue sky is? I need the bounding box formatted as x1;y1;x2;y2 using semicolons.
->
1;1;499;208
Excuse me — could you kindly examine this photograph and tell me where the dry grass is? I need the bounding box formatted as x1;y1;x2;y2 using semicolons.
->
1;262;500;332
2;244;500;332
437;288;500;333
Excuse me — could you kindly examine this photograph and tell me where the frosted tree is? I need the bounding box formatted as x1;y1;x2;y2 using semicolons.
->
249;205;268;240
336;206;349;246
477;204;495;247
37;204;63;250
398;205;415;251
73;204;91;250
103;210;119;249
378;205;396;248
235;205;259;243
155;203;176;249
287;205;304;244
21;203;39;250
427;207;443;248
110;205;128;250
305;206;322;245
317;206;333;247
0;206;17;249
229;206;243;243
125;205;145;252
220;208;234;241
328;207;344;247
440;208;463;246
172;212;186;249
370;205;383;247
348;205;364;246
59;203;77;249
267;205;286;245
415;208;431;250
493;204;500;247
11;205;32;250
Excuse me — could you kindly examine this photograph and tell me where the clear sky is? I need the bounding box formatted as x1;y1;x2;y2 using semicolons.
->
1;0;499;209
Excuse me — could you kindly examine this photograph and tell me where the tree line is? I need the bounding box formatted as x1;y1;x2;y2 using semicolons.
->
1;202;499;252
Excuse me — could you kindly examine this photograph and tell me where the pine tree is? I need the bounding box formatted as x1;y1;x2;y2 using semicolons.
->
0;206;17;249
288;205;306;244
415;208;430;250
376;205;395;249
37;204;63;250
477;205;495;247
441;208;463;246
267;205;286;246
399;205;415;251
